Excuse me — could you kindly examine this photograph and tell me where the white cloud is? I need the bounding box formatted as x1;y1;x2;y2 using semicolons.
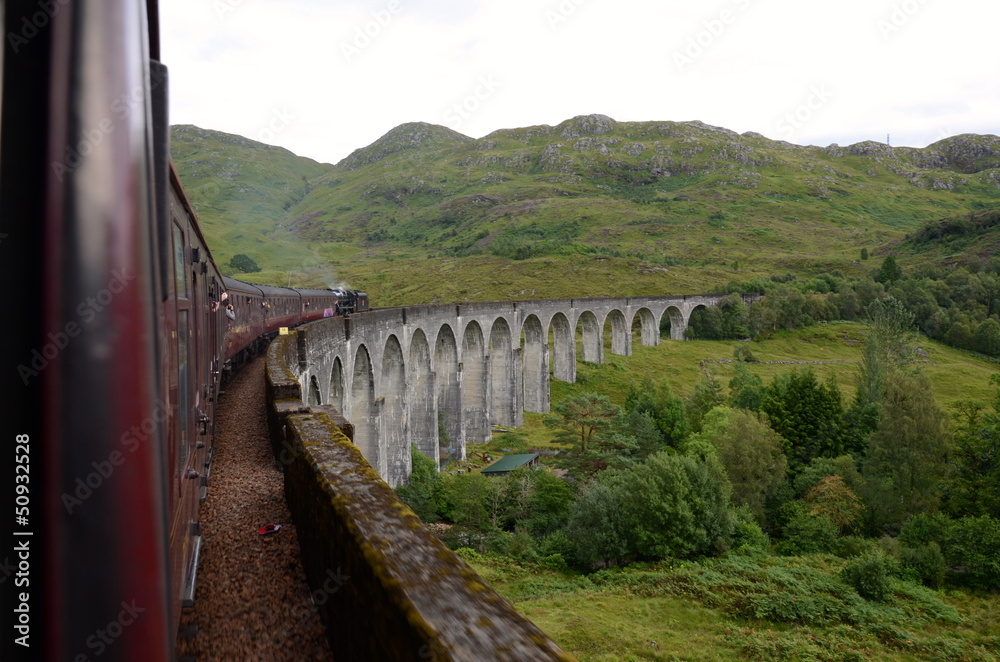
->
162;0;1000;164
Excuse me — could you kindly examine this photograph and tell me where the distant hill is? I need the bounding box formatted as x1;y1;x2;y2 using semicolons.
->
170;117;1000;304
170;125;335;275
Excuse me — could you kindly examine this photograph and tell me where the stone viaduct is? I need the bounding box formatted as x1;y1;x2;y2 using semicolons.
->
289;294;751;487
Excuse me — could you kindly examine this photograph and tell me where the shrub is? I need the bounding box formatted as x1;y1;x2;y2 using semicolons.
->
899;512;952;547
730;506;770;555
835;535;876;559
228;253;261;273
776;509;839;555
566;452;733;567
840;551;895;601
900;543;946;589
943;515;1000;590
539;553;568;572
733;344;758;363
537;529;576;562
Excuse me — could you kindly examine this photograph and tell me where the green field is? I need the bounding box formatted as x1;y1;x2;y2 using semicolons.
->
463;550;1000;662
448;325;1000;661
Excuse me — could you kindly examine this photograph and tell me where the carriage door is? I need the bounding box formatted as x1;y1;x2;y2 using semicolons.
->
172;222;200;606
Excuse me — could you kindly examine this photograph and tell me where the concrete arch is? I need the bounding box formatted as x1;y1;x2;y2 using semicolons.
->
308;375;322;406
633;307;659;347
577;310;602;364
351;344;380;475
381;335;407;487
604;309;631;356
434;324;463;459
522;315;549;413
291;292;743;483
329;356;344;413
488;317;520;428
462;321;489;443
662;305;684;341
686;304;710;339
550;312;575;383
407;329;437;466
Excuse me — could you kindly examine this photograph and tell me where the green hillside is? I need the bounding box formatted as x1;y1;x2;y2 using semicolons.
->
171;118;1000;302
169;125;335;279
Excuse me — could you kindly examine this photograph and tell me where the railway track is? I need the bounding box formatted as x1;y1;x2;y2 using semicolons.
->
176;357;332;661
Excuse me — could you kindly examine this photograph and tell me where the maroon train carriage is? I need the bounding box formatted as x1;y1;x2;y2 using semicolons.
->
295;287;343;323
1;1;367;660
219;277;266;367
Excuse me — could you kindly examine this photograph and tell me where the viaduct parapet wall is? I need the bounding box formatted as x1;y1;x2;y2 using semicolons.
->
264;336;573;662
288;294;747;486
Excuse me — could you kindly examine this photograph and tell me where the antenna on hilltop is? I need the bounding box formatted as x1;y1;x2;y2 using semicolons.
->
887;133;890;146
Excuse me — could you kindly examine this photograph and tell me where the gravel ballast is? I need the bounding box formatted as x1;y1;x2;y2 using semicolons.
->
176;356;332;660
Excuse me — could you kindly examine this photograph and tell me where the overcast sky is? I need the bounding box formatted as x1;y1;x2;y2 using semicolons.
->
161;0;1000;166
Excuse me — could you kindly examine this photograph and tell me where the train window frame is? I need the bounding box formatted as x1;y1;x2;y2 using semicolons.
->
173;223;187;299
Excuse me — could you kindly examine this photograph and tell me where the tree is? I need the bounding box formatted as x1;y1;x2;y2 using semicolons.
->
855;295;916;410
860;247;869;261
543;393;619;452
684;294;749;340
973;318;1000;357
761;368;847;468
862;371;950;533
395;445;441;522
625;377;690;447
875;255;903;284
566;452;733;567
686;372;725;432
946;377;1000;519
692;406;788;523
228;253;261;273
525;470;573;537
804;474;863;533
729;362;765;411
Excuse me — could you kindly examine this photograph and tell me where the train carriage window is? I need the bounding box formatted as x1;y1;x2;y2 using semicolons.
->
173;224;187;298
177;309;190;473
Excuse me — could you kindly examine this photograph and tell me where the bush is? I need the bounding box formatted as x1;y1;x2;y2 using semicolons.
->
733;344;758;363
899;512;952;547
899;513;1000;590
566;452;733;567
730;506;770;555
539;554;569;572
840;551;895;601
537;529;576;562
835;535;876;559
943;515;1000;590
775;504;838;555
900;543;946;589
228;253;261;273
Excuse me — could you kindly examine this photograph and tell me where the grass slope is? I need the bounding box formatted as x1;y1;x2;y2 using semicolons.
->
463;551;1000;662
450;325;999;660
483;323;998;454
171;119;1000;298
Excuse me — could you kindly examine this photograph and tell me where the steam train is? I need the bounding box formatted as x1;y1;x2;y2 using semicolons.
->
0;2;363;659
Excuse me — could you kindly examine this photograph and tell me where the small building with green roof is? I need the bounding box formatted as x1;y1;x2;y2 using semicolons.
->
481;453;540;476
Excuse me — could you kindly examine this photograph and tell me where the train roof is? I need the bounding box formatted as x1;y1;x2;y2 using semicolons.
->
254;283;303;297
222;276;264;296
221;276;300;298
296;288;339;297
